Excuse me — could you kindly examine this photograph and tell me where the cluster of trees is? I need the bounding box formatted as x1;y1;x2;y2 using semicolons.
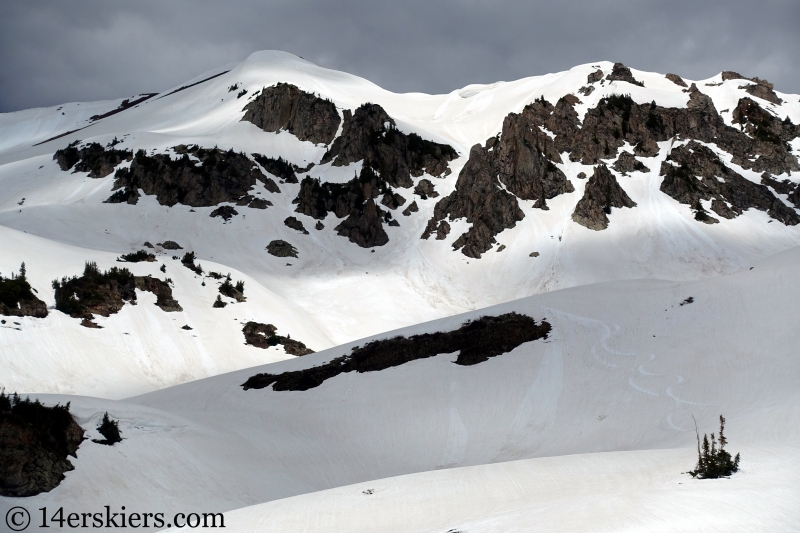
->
689;415;740;479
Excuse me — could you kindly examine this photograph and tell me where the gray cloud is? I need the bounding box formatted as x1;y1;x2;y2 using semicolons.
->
1;0;798;112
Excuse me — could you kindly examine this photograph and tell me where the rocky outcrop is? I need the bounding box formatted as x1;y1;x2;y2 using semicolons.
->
54;141;132;178
335;198;390;248
266;240;298;258
53;262;182;324
666;73;688;87
320;103;457;187
252;154;299;183
605;63;644;87
293;166;392;248
572;165;637;230
612;151;650;174
53;262;137;325
402;201;419;216
660;141;799;225
242;322;314;356
422;144;524;258
242;313;550;392
414;179;439;198
0;395;84;497
284;216;309;234
0;267;47;318
761;173;796;196
134;276;182;312
210;206;238;221
587;69;604;84
720;70;783;103
537;89;800;176
107;145;279;207
158;240;182;250
241;83;340;145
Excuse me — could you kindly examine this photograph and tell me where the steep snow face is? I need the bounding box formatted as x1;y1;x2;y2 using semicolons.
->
1;245;798;529
1;51;800;397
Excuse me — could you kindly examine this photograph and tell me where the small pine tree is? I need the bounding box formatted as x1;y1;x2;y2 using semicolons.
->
94;411;122;445
235;280;244;294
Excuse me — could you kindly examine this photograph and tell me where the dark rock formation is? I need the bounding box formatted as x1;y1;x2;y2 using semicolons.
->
210;205;238;221
293;166;391;247
242;321;314;356
722;71;748;81
380;191;406;209
535;89;800;176
134;276;182;312
242;313;550;392
335;198;389;248
107;145;279;207
158;240;182;250
402;201;419;216
241;83;340;145
572;165;637;230
605;63;644;87
612;151;650;175
320;103;457;187
0;265;47;318
284;216;309;234
423;95;580;257
314;221;324;230
743;79;783;105
660;142;798;225
53;262;137;324
761;173;796;196
252;154;299;183
587;69;604;84
0;394;84;497
423;144;525;258
666;73;688;87
414;179;439;198
267;240;298;258
54;141;132;178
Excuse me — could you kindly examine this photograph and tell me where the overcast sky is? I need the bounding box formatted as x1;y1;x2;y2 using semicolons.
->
1;0;798;112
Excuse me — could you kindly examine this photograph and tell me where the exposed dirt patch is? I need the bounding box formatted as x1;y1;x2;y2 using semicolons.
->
242;313;550;392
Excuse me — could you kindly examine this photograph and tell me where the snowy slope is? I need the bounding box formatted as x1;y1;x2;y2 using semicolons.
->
2;51;800;398
2;244;798;530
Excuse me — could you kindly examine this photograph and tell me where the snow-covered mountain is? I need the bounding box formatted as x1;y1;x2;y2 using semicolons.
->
1;51;800;530
2;51;799;397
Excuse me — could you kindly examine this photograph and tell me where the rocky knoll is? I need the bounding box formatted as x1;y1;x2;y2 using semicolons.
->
0;393;85;497
53;262;182;326
242;313;550;392
242;321;314;356
572;165;637;230
241;83;341;145
106;145;279;208
0;265;47;318
320;103;457;188
54;141;132;178
660;141;799;225
422;143;524;258
293;166;393;247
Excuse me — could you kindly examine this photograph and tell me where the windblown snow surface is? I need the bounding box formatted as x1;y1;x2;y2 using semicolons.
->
1;51;799;531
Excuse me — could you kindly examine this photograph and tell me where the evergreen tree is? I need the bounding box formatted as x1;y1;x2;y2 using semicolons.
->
95;411;122;445
689;415;740;479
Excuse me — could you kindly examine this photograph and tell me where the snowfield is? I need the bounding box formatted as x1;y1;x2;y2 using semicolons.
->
1;51;799;530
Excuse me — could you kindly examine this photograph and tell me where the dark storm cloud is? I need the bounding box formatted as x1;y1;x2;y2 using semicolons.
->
1;0;798;112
